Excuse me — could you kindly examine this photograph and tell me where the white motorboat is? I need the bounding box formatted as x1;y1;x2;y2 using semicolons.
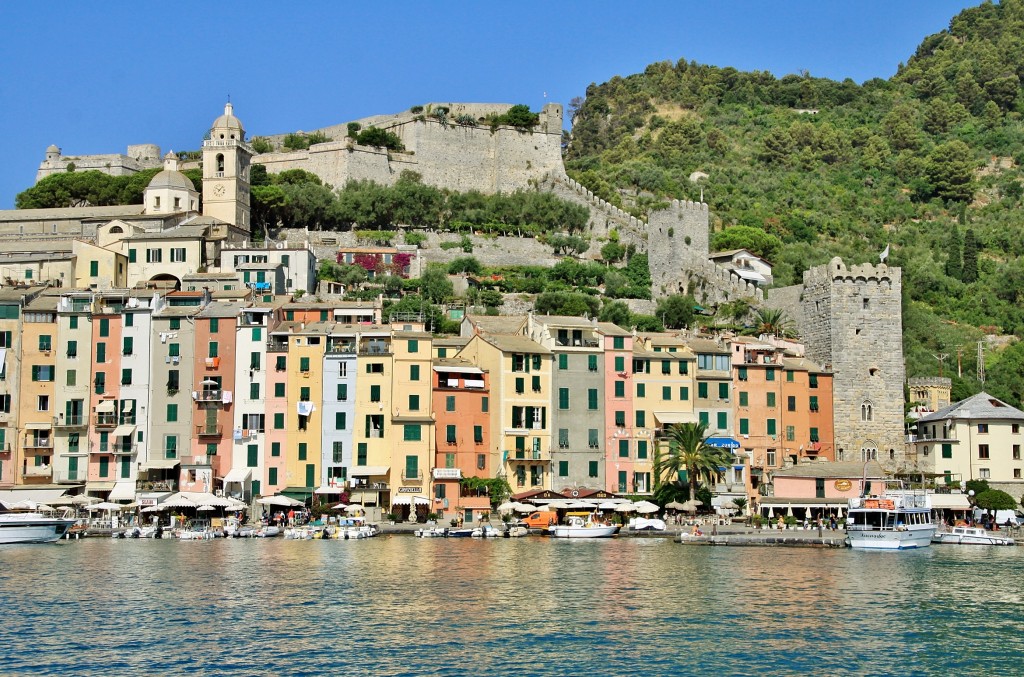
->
932;526;1015;546
471;525;501;538
0;512;78;544
548;515;619;539
504;525;528;538
340;524;379;539
847;486;936;550
415;527;447;538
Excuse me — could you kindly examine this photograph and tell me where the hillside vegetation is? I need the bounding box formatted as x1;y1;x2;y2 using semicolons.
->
565;0;1024;407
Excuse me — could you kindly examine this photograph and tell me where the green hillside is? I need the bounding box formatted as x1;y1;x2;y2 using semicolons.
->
565;0;1024;406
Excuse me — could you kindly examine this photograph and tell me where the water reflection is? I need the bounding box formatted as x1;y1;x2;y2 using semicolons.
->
1;538;1022;675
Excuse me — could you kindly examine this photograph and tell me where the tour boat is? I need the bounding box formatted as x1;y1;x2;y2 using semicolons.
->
548;515;619;539
846;490;936;550
932;525;1015;546
0;512;78;544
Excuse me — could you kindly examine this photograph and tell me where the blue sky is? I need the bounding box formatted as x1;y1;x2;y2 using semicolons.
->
0;1;979;209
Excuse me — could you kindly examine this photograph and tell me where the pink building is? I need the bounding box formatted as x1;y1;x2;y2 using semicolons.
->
760;460;886;522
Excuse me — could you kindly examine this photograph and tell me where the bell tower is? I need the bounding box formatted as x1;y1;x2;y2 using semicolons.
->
202;102;253;231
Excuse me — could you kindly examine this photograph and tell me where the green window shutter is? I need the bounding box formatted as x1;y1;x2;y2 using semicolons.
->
717;412;727;429
589;460;599;477
698;382;708;398
588;429;599;448
662;360;671;375
300;357;310;372
614;381;624;398
338;384;348;401
614;411;625;427
588;355;598;372
96;343;106;363
699;411;709;426
405;455;419;478
662;386;671;400
446;395;456;411
305;464;315;487
99;457;109;478
809;396;819;411
209;318;219;333
613;337;624;350
67;370;76;386
410;364;420;381
123;337;133;355
740;418;749;435
121;369;131;385
128;249;137;263
766;392;776;407
408;394;419;411
637;440;648;459
614;356;625;372
67;340;77;357
276;356;286;371
558;460;568;476
273;413;284;429
446;425;457;444
810;427;819;442
298;443;307;461
274;382;285;397
357;443;367;465
558;354;568;370
169;318;180;330
588;389;598;410
532;375;540;392
680;387;689;401
250;382;260;400
515;377;524;394
271;442;281;457
298;387;309;401
788;396;796;411
31;365;40;382
636;383;645;398
99;319;109;337
370;385;380;402
766;369;775;381
209;342;218;358
408;339;418;353
268;467;278;485
250;352;261;370
679;361;688;374
719;382;729;399
247;445;258;468
635;410;646;428
437;349;447;358
809;374;818;388
168;343;179;357
336;412;347;430
474;425;483;443
786;425;795;441
558;388;569;409
404;424;421;442
739;391;748;407
941;444;952;459
481;397;488;412
252;327;262;341
618;439;629;458
90;261;99;277
786;370;794;382
766;419;777;436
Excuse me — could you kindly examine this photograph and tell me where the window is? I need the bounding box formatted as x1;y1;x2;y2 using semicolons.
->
615;411;625;427
558;388;569;410
787;396;796;411
121;368;132;385
410;364;420;381
208;342;218;358
717;412;727;430
739;391;748;407
558;460;569;477
146;248;162;263
766;450;776;467
405;455;419;480
614;381;624;398
275;356;286;371
766;392;776;408
786;425;795;441
809;373;818;388
1014;445;1021;460
474;425;483;444
766;419;777;436
300;387;310;402
558;428;569;448
271;442;281;457
978;423;989;434
589;461;599;478
37;395;49;411
168;343;180;358
67;340;78;358
662;386;671;401
209;318;219;333
366;363;384;374
90;261;99;277
613;337;624;350
738;367;748;381
250;352;260;370
408;394;420;411
786;370;794;382
614;356;625;372
979;468;991;480
1013;424;1020;434
403;425;422;442
618;439;629;458
31;366;54;382
357;444;367;466
481;397;488;413
67;370;76;386
699;411;709;426
446;395;456;412
810;427;819;443
335;412;347;430
809;396;819;412
588;389;598;410
444;453;455;468
739;418;749;435
661;360;671;375
558;354;568;370
299;357;310;373
38;335;52;351
298;443;307;461
636;411;646;428
408;339;418;353
94;372;105;394
941;443;952;459
636;383;645;398
698;382;708;399
275;383;285;398
370;385;381;403
765;370;775;382
978;444;990;459
588;355;598;372
588;429;599;449
532;375;541;393
861;402;873;421
273;413;284;429
719;383;729;400
680;387;688;401
96;342;106;363
515;377;525;394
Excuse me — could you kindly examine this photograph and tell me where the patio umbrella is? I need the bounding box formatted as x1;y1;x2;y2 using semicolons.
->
512;502;535;513
786;504;794;518
547;500;573;510
256;495;304;507
497;501;516;512
199;379;219;386
89;502;125;511
598;501;622;510
836;506;844;518
197;505;217;512
330;503;348;510
161;493;199;509
141;505;163;513
634;500;660;514
344;504;364;514
767;506;775;519
614;502;638;513
681;499;701;513
72;495;101;506
665;501;686;510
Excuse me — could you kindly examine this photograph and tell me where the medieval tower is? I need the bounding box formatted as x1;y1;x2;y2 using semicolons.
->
202;102;253;231
800;257;906;469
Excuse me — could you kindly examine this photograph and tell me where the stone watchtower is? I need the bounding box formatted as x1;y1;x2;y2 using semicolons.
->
202;102;253;232
800;258;906;469
646;200;710;296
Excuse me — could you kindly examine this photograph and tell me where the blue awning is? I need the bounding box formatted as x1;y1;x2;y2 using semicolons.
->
706;437;740;449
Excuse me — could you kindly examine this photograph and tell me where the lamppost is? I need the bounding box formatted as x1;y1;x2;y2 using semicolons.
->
967;489;976;525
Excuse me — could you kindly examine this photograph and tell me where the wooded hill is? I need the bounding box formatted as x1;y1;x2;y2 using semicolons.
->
565;0;1024;407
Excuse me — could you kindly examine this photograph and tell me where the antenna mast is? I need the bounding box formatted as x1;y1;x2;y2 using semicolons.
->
977;341;985;384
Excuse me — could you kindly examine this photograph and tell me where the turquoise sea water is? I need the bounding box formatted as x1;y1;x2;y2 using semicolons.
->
1;537;1022;676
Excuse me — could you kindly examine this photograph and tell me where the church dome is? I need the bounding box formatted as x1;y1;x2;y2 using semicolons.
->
210;102;245;140
147;169;195;192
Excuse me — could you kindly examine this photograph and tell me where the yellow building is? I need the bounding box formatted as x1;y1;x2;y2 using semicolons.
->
16;295;59;484
351;327;395;509
390;329;434;516
458;334;551;492
283;322;328;494
72;240;127;289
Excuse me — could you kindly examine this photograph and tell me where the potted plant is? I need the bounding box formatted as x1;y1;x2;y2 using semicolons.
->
751;515;765;530
384;512;398;525
784;515;798;530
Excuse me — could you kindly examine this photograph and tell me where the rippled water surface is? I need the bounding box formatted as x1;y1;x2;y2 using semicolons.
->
1;537;1022;675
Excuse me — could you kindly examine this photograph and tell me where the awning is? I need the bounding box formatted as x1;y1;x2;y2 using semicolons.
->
223;468;251;484
280;486;314;501
653;411;698;425
140;459;180;471
109;482;136;502
928;493;972;510
464;379;485;389
706;436;741;449
96;401;116;413
350;465;389;476
24;421;52;430
391;495;430;506
0;348;6;369
85;481;116;493
112;424;136;438
432;366;484;374
0;488;67;504
122;400;134;413
313;485;345;494
733;268;767;284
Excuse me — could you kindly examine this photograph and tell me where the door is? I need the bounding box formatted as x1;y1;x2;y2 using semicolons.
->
305;463;315;488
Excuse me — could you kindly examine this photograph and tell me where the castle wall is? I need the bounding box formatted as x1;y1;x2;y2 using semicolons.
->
801;257;906;469
36;147;162;182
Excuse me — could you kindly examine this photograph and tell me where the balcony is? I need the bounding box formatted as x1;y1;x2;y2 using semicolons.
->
94;414;118;428
359;341;392;356
23;465;53;478
53;415;87;428
193;390;225;402
401;470;424;482
196;425;224;437
54;470;83;484
327;342;356;354
267;341;289;353
23;439;54;450
137;479;177;492
506;449;550;462
112;443;137;455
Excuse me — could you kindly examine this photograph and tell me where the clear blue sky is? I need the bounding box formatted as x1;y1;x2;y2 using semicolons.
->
0;1;980;209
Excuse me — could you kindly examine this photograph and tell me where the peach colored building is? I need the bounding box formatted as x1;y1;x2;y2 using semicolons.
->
431;358;491;523
762;461;885;521
17;295;58;485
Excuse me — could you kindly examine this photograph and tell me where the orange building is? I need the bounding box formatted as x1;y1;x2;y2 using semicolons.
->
431;357;491;524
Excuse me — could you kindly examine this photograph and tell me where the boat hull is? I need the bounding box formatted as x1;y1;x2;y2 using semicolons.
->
0;515;77;544
847;525;936;550
932;528;1015;546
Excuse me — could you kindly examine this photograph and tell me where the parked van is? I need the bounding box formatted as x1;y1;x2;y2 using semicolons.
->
521;511;558;529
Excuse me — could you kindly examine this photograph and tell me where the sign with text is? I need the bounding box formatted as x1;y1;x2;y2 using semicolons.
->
398;487;422;493
433;468;462;479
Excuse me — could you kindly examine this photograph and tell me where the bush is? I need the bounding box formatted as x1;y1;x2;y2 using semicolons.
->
347;122;362;139
355;127;405;151
250;137;273;154
410;106;424;114
404;232;426;247
282;133;310;151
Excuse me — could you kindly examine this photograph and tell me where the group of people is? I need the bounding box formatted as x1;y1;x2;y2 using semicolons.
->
263;508;311;527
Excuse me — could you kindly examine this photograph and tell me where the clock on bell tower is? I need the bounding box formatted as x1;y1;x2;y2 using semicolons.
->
202;102;253;232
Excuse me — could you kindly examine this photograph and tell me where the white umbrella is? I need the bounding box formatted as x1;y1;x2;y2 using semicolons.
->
199;379;219;386
512;502;535;513
329;503;348;510
547;500;573;509
634;500;660;514
198;495;232;508
344;504;364;514
161;493;199;509
572;500;598;509
836;506;844;518
682;499;701;513
197;505;217;512
665;501;686;510
598;501;621;510
497;501;516;512
89;502;125;511
313;485;344;495
767;506;775;519
224;498;247;510
256;495;304;507
786;504;794;518
614;502;638;513
72;495;101;506
141;505;163;513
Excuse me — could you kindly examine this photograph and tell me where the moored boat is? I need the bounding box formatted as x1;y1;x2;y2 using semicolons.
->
847;487;936;550
0;512;78;544
548;515;619;539
932;525;1015;546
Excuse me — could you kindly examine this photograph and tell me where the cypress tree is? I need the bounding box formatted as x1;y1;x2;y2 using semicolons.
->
962;228;979;283
945;226;963;280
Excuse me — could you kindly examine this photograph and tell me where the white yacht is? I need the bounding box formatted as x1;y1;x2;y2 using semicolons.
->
0;512;78;544
847;483;936;550
932;525;1015;546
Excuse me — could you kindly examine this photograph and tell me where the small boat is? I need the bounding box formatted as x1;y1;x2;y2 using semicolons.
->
415;527;447;538
504;525;528;538
932;526;1015;546
446;528;476;538
471;525;501;538
629;517;667;532
178;518;215;540
341;524;379;539
548;515;619;539
0;512;78;544
255;525;281;538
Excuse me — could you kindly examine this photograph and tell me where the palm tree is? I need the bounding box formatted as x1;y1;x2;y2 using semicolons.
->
660;421;733;500
753;307;793;338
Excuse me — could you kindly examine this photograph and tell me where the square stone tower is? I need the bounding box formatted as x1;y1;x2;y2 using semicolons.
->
800;257;906;470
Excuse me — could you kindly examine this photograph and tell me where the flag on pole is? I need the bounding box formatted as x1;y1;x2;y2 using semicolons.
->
879;244;890;263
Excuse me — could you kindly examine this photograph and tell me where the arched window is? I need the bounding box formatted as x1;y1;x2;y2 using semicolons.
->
861;401;873;421
108;225;123;234
860;446;877;462
216;154;225;174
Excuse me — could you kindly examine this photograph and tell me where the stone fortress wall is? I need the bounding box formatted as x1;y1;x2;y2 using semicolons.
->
37;144;163;182
798;258;906;470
